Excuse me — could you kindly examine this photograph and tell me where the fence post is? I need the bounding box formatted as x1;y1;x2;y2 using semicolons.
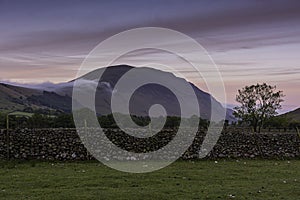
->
84;120;89;160
6;114;10;160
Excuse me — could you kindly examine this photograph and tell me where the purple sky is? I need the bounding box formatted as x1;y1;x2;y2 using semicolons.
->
0;0;299;112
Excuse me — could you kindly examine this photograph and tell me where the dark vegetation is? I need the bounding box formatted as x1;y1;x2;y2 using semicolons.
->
0;111;211;130
0;113;75;129
0;110;299;132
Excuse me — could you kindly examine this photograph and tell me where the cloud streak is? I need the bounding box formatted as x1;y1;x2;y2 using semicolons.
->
0;0;299;107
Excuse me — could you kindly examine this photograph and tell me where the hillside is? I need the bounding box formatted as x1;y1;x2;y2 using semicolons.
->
281;108;300;122
0;83;42;111
0;83;70;113
0;65;235;121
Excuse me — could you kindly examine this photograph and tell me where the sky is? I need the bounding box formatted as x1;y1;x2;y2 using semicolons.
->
0;0;300;112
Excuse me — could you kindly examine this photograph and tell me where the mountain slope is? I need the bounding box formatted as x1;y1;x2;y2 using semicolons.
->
281;108;300;122
0;65;235;121
0;83;42;111
71;65;232;121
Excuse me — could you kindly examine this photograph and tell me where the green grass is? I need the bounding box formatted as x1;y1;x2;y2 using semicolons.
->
0;159;299;199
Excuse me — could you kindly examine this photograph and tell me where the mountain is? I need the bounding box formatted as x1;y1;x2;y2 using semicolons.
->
280;108;300;122
0;83;41;111
0;65;235;121
0;82;71;113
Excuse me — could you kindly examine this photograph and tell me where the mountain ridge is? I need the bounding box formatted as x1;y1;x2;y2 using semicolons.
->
0;65;235;121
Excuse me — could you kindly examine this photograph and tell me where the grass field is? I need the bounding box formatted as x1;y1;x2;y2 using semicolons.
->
0;159;299;200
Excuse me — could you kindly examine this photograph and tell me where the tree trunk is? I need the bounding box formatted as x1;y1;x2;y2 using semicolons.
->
253;119;258;133
253;124;257;133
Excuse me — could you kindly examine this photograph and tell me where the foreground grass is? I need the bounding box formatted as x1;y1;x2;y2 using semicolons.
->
0;159;299;199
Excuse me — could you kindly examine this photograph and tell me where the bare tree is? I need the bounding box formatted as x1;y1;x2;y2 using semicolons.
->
234;83;284;133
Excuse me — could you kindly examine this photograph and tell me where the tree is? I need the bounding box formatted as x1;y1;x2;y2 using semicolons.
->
234;83;284;133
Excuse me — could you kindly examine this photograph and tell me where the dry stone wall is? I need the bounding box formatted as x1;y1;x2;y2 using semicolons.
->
0;128;299;160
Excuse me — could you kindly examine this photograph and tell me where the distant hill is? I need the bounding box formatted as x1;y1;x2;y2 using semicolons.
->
0;65;235;121
280;108;300;122
0;83;42;111
0;82;72;113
